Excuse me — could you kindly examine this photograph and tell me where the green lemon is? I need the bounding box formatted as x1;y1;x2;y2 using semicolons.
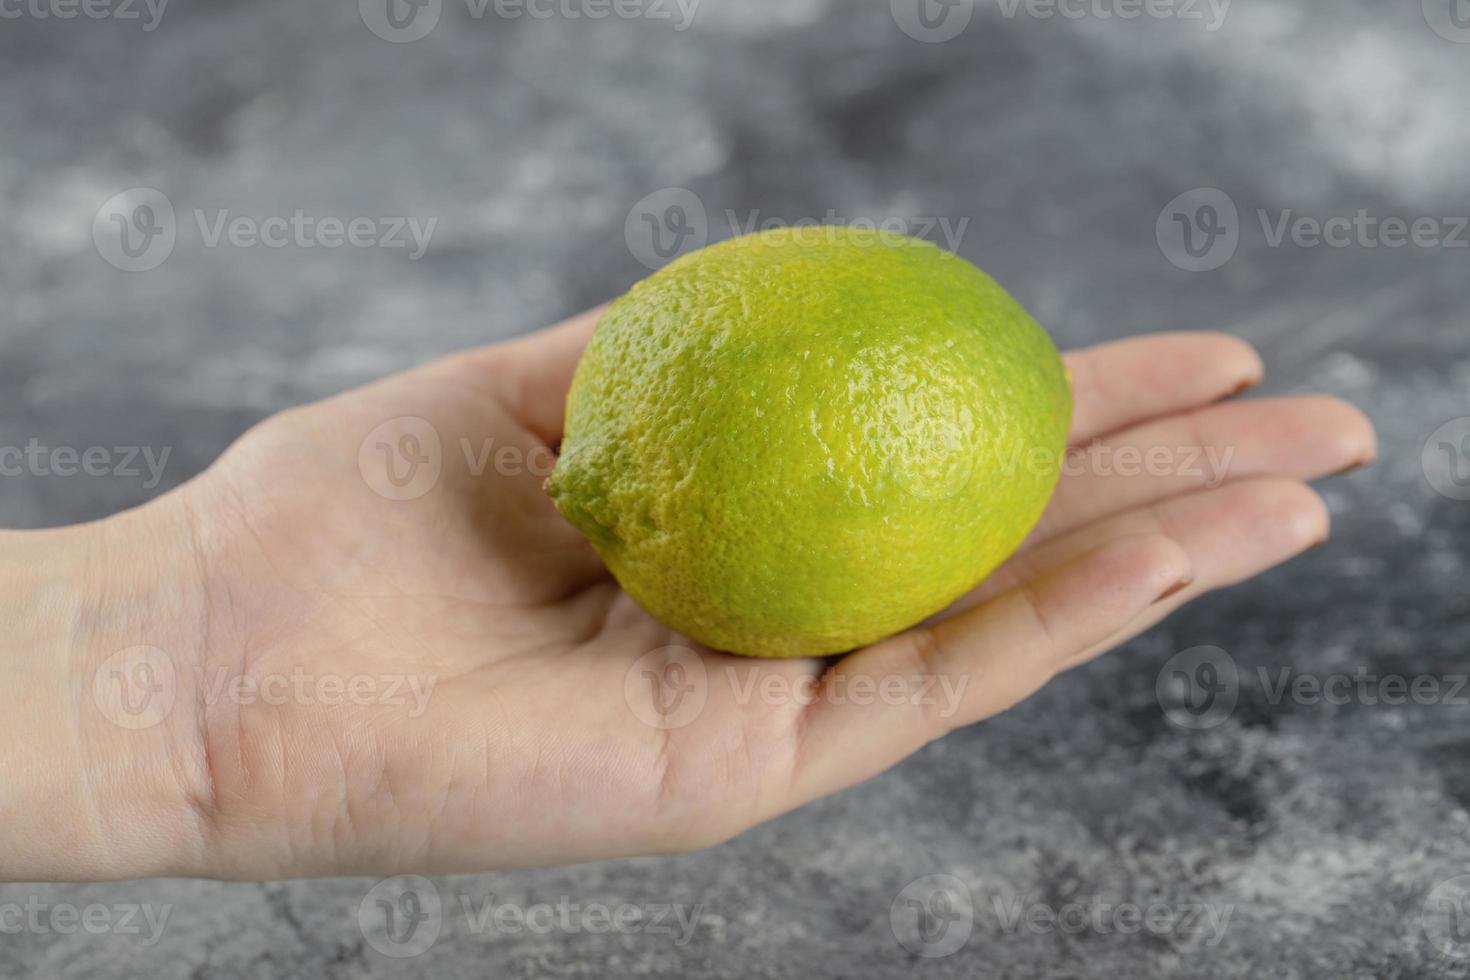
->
548;226;1072;658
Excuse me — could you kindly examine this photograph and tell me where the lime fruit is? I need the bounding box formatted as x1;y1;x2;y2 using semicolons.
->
547;226;1072;658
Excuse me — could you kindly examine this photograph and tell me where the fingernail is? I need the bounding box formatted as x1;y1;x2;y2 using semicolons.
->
1155;574;1195;604
1331;455;1375;477
1229;376;1262;396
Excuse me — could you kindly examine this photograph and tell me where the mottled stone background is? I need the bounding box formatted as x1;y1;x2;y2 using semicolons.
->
2;0;1469;976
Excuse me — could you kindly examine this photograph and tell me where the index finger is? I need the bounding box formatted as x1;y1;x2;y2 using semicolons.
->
1065;331;1263;444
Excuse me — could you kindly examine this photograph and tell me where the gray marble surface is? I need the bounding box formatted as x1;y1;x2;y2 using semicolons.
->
3;0;1469;976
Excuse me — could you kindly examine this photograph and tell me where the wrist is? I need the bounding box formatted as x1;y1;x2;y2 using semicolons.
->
0;499;213;881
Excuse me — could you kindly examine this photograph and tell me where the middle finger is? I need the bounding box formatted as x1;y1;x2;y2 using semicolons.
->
1030;395;1375;544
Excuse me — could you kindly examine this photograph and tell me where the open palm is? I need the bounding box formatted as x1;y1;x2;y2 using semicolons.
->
155;307;1374;879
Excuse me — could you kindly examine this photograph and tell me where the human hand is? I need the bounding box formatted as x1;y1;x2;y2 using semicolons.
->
5;307;1375;880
